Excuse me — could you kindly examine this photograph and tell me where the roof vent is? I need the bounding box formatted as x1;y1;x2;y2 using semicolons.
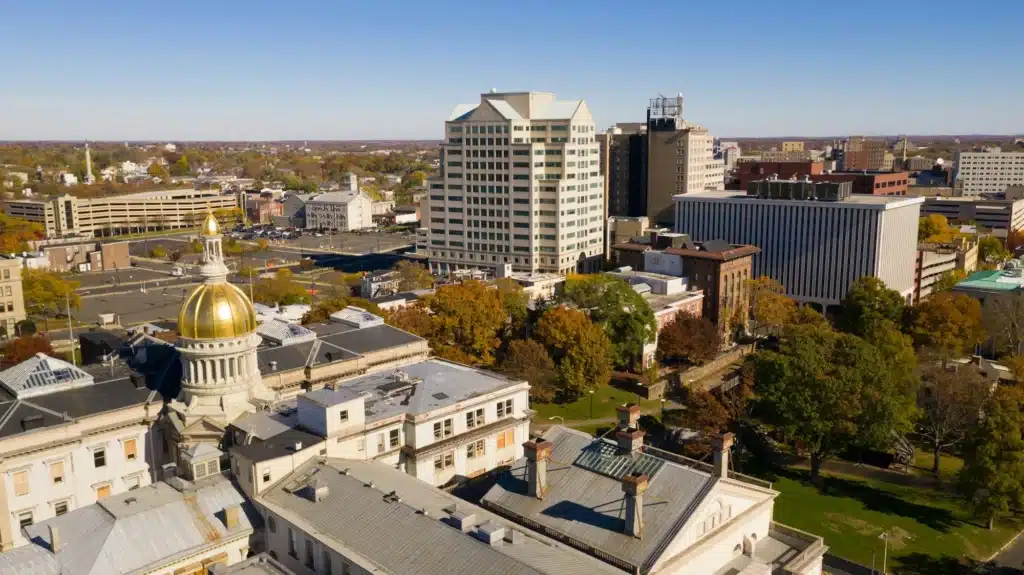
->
383;490;401;504
302;480;329;503
504;529;524;545
449;510;476;533
269;361;278;371
124;497;137;505
473;521;506;546
292;441;303;451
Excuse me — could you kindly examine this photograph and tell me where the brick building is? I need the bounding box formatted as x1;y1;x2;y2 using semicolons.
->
732;161;908;196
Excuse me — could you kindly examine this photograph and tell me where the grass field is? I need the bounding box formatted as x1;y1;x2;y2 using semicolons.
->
770;467;1021;572
531;384;663;422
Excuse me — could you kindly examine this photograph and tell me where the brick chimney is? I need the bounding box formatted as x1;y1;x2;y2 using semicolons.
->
523;439;553;499
712;433;735;478
616;403;641;430
622;472;649;538
615;404;645;455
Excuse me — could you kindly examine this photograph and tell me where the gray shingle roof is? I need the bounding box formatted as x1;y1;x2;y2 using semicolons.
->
4;478;253;575
258;458;622;575
481;426;715;573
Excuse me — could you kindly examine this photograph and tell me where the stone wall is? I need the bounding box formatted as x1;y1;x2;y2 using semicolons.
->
672;344;754;390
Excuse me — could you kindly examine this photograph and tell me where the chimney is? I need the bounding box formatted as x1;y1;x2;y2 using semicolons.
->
616;404;641;430
616;427;646;455
224;504;242;530
523;439;553;499
712;433;735;478
49;525;62;553
622;472;649;539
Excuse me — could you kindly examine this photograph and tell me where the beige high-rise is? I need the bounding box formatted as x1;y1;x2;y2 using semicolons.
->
425;91;604;276
0;256;26;337
646;124;723;225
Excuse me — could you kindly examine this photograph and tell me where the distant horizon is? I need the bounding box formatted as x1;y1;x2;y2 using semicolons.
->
1;0;1021;140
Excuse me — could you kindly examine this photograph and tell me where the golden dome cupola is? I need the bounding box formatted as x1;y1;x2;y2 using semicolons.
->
177;211;257;340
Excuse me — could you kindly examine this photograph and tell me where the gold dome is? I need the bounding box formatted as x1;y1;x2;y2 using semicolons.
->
202;212;220;236
178;283;257;340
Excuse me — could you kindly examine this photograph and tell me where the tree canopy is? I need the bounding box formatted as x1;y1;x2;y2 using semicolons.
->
423;281;506;366
657;314;721;366
835;277;906;337
2;335;54;368
746;276;796;338
917;363;989;476
251;269;309;306
978;235;1009;264
534;306;613;400
910;292;986;356
392;260;434;292
560;275;656;370
0;214;44;253
499;339;558;403
22;269;81;317
959;385;1024;529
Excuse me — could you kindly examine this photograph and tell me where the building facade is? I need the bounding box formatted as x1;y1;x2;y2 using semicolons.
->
0;256;26;337
674;186;924;310
425;91;605;276
921;196;1024;236
843;137;891;171
597;123;647;218
646;96;724;225
915;239;979;303
954;149;1024;195
304;191;374;231
4;190;239;238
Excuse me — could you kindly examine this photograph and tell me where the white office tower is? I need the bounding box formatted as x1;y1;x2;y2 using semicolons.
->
425;91;605;276
954;148;1024;195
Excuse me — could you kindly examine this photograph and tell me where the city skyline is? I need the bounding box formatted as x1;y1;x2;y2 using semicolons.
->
1;0;1022;140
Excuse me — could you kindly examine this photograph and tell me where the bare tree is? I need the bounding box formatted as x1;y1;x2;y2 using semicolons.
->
983;293;1024;356
918;362;991;476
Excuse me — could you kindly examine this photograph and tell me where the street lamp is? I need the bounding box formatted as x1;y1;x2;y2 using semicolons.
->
879;531;889;575
588;390;595;419
660;398;666;420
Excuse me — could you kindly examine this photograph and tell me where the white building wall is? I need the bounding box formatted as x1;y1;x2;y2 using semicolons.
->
955;151;1024;195
674;195;923;308
644;250;685;277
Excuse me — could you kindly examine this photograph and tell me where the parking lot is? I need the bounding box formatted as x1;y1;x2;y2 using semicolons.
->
73;285;196;327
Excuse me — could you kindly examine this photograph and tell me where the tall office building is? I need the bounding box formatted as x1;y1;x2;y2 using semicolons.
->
843;137;892;171
674;181;923;310
646;96;724;225
425;91;604;276
954;149;1024;195
596;123;647;218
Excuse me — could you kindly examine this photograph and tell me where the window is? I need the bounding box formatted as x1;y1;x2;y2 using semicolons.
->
305;538;315;568
96;484;111;500
497;430;514;449
465;407;485;429
377;433;386;453
466;439;485;459
17;511;32;529
263;470;271;483
288;528;297;558
54;501;68;516
13;470;28;496
323;549;332;573
339;409;349;422
496;399;513;418
433;418;453;439
123;438;137;461
389;429;400;449
341;560;351;575
93;448;106;468
434;450;455;470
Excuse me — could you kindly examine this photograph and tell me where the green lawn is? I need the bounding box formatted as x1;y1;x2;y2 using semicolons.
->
909;450;965;481
771;468;1021;571
532;384;663;422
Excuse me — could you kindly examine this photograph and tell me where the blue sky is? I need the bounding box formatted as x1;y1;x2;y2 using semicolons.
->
1;0;1021;140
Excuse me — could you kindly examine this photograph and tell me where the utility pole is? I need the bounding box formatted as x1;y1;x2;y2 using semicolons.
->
66;290;75;366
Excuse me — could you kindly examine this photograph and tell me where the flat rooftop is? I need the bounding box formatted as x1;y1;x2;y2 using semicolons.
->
673;190;925;209
954;269;1024;293
303;359;524;423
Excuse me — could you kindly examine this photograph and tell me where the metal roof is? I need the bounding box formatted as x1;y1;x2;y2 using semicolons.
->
448;104;478;121
486;99;523;120
481;426;715;572
257;320;317;346
0;354;95;399
530;100;583;120
258;458;622;575
8;478;253;575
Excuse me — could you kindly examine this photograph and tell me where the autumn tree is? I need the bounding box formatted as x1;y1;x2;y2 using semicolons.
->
657;314;721;366
534;306;613;401
918;214;955;242
835;276;906;338
384;303;435;338
425;281;505;366
932;269;968;293
746;276;796;338
0;214;44;253
560;275;656;370
22;269;81;317
2;335;54;368
499;339;557;402
495;278;529;337
679;388;731;457
392;260;434;292
959;385;1024;529
978;235;1009;264
252;268;309;306
918;363;990;476
753;321;916;484
910;292;986;357
147;163;170;180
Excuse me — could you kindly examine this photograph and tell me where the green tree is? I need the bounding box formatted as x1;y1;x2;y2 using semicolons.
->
656;314;721;366
495;278;529;337
746;276;796;338
147;163;170;180
252;268;309;306
149;246;167;259
22;269;81;317
978;235;1009;264
499;339;557;402
753;321;914;484
835;277;906;337
560;275;656;370
959;386;1024;529
393;260;434;292
534;306;613;401
425;281;506;366
918;363;990;476
910;292;986;357
171;155;191;176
